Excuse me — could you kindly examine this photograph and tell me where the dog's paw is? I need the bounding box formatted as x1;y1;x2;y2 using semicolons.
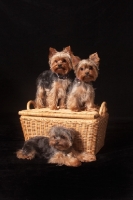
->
78;152;96;162
66;157;82;167
16;150;27;159
71;107;81;112
59;105;66;109
49;105;58;110
16;150;35;160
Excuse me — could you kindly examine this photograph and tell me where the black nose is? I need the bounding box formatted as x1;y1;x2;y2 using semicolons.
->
58;64;62;68
85;72;89;75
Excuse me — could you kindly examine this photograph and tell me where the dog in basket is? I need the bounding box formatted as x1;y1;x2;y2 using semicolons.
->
35;46;80;109
16;126;95;167
67;52;100;111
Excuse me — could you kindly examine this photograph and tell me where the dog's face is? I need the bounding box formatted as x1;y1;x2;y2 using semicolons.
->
74;53;100;82
48;126;75;151
48;46;80;75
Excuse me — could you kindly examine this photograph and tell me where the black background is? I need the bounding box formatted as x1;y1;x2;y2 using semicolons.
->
1;0;133;120
0;1;133;200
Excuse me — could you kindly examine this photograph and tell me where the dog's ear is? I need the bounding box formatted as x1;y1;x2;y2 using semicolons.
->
71;55;81;70
49;47;57;59
63;46;72;54
89;52;100;66
69;128;76;141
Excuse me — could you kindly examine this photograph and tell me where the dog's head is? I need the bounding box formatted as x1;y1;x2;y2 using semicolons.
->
48;126;75;151
48;46;80;75
73;52;100;82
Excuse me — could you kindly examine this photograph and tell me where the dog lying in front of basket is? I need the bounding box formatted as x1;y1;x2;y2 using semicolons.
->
16;126;96;167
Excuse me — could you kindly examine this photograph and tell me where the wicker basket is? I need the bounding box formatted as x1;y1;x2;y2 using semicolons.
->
18;101;109;155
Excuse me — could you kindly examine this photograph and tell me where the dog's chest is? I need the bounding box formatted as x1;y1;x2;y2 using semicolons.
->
54;78;71;89
73;82;94;99
52;79;71;97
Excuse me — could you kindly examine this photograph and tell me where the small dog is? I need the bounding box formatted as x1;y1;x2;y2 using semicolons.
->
16;126;95;167
67;52;100;111
16;126;80;167
35;46;80;109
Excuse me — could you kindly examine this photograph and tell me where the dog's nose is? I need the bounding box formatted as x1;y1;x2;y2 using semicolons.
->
58;64;62;68
85;72;89;75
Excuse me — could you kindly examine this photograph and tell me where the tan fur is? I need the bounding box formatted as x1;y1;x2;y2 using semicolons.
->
35;86;46;108
47;78;71;109
72;150;96;162
48;151;81;167
16;149;36;160
35;46;80;109
67;52;100;111
16;126;96;166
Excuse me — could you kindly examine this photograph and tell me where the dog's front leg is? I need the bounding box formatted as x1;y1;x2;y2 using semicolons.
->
35;86;46;108
47;84;58;110
86;98;95;111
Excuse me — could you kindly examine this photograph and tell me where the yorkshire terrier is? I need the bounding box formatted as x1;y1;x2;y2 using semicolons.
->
35;46;80;109
67;52;100;111
16;126;95;167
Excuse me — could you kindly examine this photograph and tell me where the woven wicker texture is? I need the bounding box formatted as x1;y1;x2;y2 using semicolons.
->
19;102;109;155
19;108;100;120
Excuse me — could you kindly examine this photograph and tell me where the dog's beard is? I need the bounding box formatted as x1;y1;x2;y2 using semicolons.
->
49;139;71;151
53;67;68;75
81;75;94;82
54;144;68;151
50;63;71;75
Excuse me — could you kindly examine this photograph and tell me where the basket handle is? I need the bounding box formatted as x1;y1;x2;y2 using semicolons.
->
99;102;107;116
27;100;36;110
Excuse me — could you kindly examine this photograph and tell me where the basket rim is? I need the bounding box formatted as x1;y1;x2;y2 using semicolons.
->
18;101;108;120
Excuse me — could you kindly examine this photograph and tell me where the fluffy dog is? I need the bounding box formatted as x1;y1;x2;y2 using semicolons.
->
67;52;100;111
35;46;80;109
16;126;81;167
16;126;95;167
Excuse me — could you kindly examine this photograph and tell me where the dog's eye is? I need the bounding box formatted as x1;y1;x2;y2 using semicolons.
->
89;66;93;70
55;60;58;63
62;59;66;62
80;67;83;71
